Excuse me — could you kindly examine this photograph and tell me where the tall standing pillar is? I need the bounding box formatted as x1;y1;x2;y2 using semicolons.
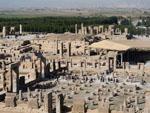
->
99;26;104;33
120;53;123;67
40;59;45;79
11;66;19;93
84;27;87;35
88;26;93;35
44;92;53;113
56;93;64;113
60;42;63;58
27;88;31;100
18;90;22;101
58;61;61;69
2;26;6;38
75;24;78;34
67;42;71;57
56;40;59;54
96;27;99;34
81;23;84;34
19;24;22;35
124;28;128;35
38;90;42;106
52;59;56;71
114;56;117;71
69;58;73;70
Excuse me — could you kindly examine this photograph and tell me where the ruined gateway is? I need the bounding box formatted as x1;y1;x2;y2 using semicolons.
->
0;24;150;113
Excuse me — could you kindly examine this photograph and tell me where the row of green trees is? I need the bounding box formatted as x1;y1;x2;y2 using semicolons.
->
0;16;149;35
0;16;118;33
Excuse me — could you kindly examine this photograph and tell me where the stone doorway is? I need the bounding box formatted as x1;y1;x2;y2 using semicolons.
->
108;57;114;72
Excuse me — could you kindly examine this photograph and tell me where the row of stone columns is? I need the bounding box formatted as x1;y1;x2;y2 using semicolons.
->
59;41;71;58
1;24;23;38
64;58;103;72
40;59;62;78
76;23;128;36
44;92;64;113
77;23;104;35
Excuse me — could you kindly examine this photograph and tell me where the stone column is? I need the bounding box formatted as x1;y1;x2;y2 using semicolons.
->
55;60;59;70
88;26;93;35
124;28;128;35
38;90;42;106
114;56;117;71
120;53;123;67
75;24;78;34
12;68;19;93
60;42;63;58
52;59;56;71
99;26;104;33
40;59;45;79
2;26;6;38
2;73;5;90
67;62;71;71
56;93;64;113
78;29;82;34
19;24;22;35
56;40;59;54
44;92;53;113
49;60;53;72
10;27;15;35
7;68;12;92
18;90;22;101
27;88;31;100
81;23;84;34
126;62;130;71
80;69;83;76
58;61;61;69
67;42;71;57
96;27;99;34
105;28;108;34
84;27;87;35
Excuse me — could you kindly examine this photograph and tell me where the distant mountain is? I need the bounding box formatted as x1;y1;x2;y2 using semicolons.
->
0;0;150;10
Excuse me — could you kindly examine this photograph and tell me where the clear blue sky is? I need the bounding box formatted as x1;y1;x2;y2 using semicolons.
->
0;0;149;9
